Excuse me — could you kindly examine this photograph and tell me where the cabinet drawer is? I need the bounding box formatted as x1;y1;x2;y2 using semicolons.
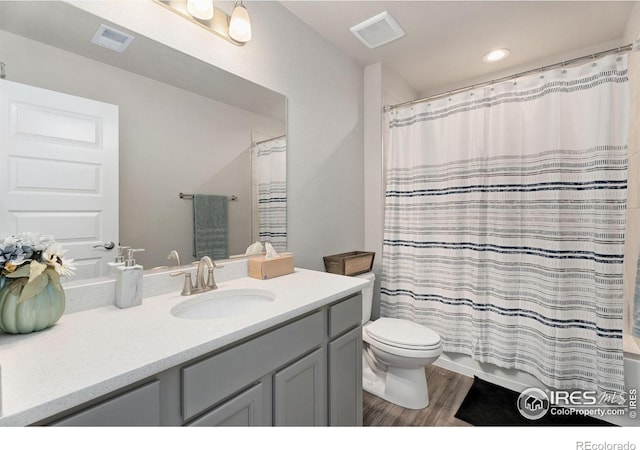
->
187;382;265;426
182;311;324;421
53;381;160;426
328;293;362;338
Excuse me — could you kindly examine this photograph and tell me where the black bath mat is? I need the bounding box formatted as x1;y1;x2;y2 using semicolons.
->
454;376;613;426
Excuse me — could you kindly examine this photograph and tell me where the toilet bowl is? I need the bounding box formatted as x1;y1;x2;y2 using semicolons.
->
356;272;442;409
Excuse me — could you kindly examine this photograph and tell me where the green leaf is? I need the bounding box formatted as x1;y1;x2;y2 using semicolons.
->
46;268;62;292
8;277;27;296
5;264;31;279
29;260;47;282
18;272;48;303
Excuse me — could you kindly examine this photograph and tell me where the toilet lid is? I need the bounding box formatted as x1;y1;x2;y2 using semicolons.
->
365;318;441;349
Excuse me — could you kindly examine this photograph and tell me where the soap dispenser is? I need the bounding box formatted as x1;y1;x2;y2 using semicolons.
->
108;246;131;274
115;248;145;309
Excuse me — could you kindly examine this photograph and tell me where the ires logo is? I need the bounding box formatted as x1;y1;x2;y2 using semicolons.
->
517;388;550;420
517;386;634;420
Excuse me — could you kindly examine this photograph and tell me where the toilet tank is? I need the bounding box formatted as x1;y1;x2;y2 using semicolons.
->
355;272;375;324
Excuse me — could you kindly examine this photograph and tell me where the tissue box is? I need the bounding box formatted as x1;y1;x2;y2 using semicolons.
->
248;254;294;280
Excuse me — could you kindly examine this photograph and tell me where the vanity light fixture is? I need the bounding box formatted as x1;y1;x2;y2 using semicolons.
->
483;48;510;63
156;0;251;46
229;1;252;43
186;0;214;21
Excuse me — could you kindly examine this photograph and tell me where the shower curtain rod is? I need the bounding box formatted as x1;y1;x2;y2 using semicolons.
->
385;43;633;112
254;134;286;145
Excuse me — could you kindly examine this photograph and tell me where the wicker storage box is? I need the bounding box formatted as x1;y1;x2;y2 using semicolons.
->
323;251;375;276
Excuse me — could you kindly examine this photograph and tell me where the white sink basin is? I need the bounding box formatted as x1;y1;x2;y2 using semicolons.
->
171;289;276;320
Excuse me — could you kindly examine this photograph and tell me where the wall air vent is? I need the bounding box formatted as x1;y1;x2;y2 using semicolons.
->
91;24;135;53
350;11;405;49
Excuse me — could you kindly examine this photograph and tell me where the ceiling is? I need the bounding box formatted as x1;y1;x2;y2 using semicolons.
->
281;1;635;96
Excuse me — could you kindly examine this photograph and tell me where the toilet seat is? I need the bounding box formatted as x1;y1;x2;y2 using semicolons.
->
364;318;441;351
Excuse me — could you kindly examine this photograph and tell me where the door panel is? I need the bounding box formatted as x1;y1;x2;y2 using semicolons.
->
0;79;118;280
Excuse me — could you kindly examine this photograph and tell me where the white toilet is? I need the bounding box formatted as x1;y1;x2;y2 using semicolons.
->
357;272;443;410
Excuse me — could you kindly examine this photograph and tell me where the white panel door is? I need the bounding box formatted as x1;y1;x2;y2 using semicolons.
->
0;79;118;280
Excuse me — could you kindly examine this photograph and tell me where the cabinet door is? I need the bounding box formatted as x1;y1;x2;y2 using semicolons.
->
187;382;266;426
273;348;326;426
328;326;363;426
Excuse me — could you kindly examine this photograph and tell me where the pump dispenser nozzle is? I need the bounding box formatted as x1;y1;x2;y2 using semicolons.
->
125;248;145;267
114;246;131;263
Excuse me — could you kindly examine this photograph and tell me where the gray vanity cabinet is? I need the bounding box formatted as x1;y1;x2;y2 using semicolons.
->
273;348;326;426
45;292;363;427
188;382;266;426
327;294;363;425
52;381;161;426
182;310;325;424
328;326;363;425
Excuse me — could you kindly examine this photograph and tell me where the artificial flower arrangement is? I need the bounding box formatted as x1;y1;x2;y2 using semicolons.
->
0;232;76;302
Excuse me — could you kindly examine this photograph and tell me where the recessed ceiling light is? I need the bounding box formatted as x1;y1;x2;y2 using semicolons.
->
483;48;510;63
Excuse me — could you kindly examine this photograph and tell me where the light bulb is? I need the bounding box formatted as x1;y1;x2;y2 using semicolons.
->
187;0;214;21
229;1;252;43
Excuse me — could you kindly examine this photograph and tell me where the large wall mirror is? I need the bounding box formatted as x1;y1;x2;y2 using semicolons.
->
0;1;287;281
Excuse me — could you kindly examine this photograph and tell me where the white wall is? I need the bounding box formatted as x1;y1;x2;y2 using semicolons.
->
0;28;285;268
69;0;365;271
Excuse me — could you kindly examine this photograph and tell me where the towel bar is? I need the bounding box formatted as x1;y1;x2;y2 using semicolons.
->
180;193;237;201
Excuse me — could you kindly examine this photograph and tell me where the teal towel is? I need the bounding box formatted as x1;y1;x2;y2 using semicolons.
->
634;256;640;337
193;194;228;260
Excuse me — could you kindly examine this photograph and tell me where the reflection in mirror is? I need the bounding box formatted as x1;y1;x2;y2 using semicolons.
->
252;133;288;253
0;1;287;281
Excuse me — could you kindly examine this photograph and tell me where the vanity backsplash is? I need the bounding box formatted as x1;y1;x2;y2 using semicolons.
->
62;258;251;314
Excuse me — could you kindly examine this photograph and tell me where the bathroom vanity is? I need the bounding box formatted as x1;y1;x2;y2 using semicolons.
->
0;263;367;426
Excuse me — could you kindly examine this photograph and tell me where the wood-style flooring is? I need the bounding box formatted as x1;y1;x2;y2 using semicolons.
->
363;365;474;426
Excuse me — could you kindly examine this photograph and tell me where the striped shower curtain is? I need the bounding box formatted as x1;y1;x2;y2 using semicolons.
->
381;54;629;393
255;136;287;252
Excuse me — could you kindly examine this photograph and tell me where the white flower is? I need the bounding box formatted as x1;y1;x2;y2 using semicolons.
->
43;242;67;262
1;236;17;247
52;257;76;278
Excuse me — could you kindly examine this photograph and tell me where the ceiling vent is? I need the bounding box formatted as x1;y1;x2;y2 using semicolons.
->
91;24;135;53
350;11;405;49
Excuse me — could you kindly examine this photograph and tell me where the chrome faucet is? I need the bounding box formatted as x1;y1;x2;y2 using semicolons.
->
170;256;223;296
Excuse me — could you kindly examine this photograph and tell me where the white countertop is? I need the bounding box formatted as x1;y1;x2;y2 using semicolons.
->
0;268;367;426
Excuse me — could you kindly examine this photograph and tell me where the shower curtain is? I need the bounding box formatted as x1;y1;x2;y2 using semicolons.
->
381;54;629;393
255;136;287;252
